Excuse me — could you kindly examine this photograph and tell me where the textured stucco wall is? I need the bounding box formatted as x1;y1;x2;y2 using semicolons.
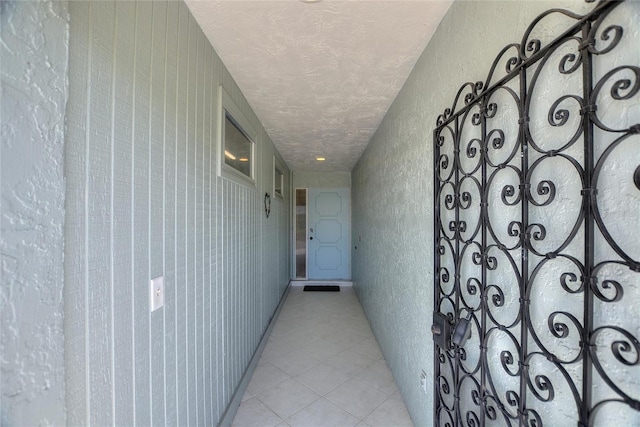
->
352;1;639;426
0;1;68;425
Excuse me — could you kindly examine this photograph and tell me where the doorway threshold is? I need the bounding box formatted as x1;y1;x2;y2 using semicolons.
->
290;280;353;287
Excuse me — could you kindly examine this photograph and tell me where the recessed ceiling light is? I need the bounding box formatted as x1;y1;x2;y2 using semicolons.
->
316;157;326;161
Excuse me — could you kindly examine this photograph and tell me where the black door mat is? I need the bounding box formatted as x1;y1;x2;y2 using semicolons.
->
303;285;340;292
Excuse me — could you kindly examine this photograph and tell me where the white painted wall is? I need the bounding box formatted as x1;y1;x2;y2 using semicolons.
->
352;1;639;426
293;171;351;189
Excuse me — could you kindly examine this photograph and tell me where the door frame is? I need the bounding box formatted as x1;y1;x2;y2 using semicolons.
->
307;187;351;280
291;187;352;280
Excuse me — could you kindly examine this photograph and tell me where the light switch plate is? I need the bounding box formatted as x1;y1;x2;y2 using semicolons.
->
150;276;164;311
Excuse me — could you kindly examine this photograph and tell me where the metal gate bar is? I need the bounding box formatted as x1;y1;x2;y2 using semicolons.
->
433;1;639;425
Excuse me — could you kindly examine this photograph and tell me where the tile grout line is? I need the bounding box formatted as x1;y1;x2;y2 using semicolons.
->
231;287;412;427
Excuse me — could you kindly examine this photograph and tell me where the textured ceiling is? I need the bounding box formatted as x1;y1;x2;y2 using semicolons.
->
186;0;452;172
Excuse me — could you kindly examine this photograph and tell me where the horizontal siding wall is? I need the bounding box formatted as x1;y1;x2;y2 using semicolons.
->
64;1;290;425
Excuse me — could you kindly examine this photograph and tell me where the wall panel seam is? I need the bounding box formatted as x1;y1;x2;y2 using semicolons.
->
83;2;93;423
130;2;138;423
162;3;169;424
147;3;155;421
109;2;118;421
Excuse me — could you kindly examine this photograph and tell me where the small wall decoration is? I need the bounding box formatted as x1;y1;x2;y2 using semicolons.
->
264;192;271;218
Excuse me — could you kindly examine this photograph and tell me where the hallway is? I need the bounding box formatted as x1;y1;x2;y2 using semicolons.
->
232;285;413;427
3;1;639;425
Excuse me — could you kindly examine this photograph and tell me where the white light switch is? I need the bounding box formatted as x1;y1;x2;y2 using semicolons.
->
150;276;164;311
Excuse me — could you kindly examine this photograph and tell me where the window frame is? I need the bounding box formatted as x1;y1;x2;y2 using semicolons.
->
217;86;257;186
273;156;284;199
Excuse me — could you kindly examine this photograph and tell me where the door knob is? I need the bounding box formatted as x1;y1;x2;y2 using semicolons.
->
309;236;313;240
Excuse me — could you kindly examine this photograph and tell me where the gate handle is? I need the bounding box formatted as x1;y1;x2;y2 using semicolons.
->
452;312;472;347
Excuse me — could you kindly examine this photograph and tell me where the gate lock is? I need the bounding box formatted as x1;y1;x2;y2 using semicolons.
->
432;311;472;349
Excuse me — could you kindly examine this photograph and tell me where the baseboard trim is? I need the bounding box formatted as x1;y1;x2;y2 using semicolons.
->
218;282;292;427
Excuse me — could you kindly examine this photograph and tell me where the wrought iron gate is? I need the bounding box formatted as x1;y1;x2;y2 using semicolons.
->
433;1;639;425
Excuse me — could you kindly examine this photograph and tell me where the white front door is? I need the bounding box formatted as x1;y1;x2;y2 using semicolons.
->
307;188;350;280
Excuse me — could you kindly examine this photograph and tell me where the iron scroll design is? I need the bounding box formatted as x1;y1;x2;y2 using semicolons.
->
433;1;639;426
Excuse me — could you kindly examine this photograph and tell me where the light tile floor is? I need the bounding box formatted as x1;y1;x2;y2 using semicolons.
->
232;286;414;427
